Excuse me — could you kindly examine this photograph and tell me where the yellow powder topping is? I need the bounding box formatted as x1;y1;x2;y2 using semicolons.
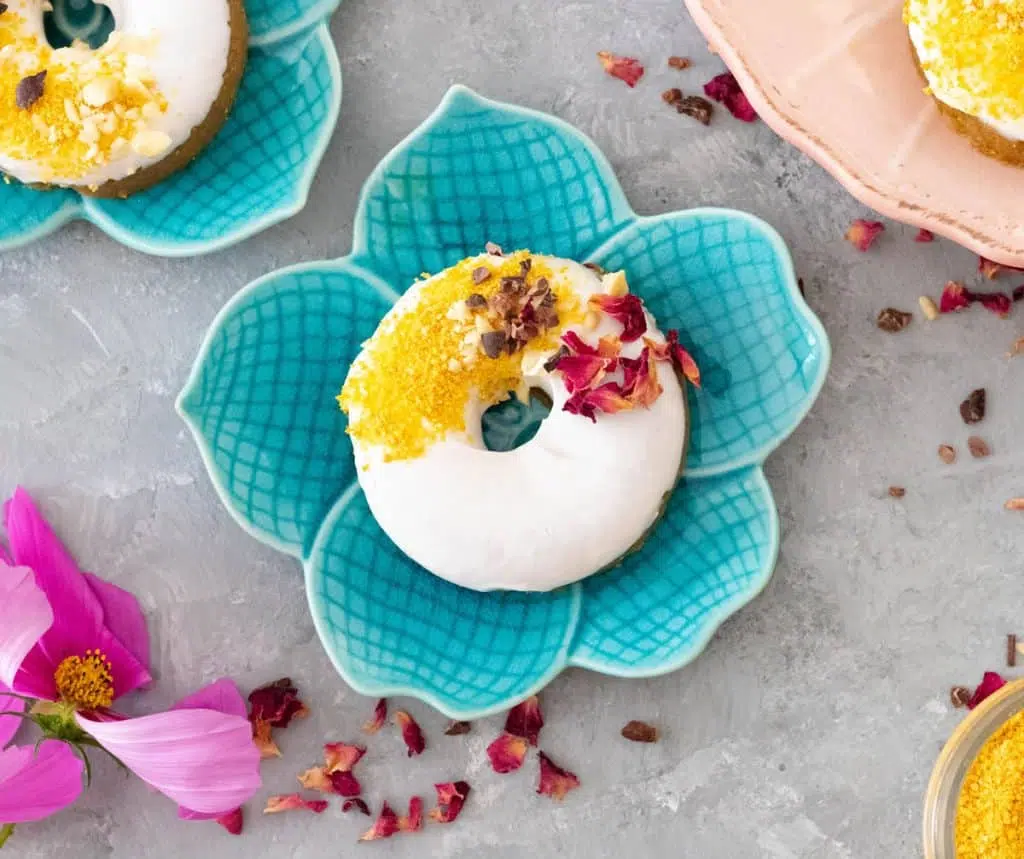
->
339;252;583;463
906;0;1024;120
955;708;1024;859
0;16;168;182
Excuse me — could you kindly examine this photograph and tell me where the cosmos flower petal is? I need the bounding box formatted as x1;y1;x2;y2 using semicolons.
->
79;704;261;815
82;572;151;675
0;566;52;691
0;741;84;823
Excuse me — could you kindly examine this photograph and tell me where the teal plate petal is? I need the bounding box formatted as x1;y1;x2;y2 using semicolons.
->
181;86;831;718
0;0;341;256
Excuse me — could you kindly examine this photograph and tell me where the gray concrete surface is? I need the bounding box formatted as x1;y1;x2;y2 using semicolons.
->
2;0;1021;856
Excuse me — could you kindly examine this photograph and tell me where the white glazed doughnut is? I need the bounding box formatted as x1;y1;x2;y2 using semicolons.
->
338;250;699;593
0;0;246;193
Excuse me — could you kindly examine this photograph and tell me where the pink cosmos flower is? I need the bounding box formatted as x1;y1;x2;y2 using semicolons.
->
0;488;261;840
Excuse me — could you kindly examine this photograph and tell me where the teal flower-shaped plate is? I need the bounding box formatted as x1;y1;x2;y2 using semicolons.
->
178;86;830;718
0;0;342;257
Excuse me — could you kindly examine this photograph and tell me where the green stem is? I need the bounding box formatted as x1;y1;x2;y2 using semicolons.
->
0;824;14;849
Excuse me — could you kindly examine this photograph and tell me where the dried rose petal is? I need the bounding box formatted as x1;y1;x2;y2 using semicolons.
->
648;332;701;387
298;766;333;793
486;732;528;773
395;711;425;757
967;672;1007;709
621;349;663;408
444;720;471;736
399;796;423;833
702;71;757;121
363;698;387;735
561;330;622;360
263;794;329;815
504;695;544;746
248;678;309;728
977;256;1024;279
360;802;401;841
940;281;969;313
555;353;609;394
430;781;471;824
215;808;243;836
915;229;935;243
977;291;1013;317
1014;285;1024;302
844;219;884;252
252;718;281;759
330;770;362;797
589;294;648;342
597;51;645;87
621;721;659;743
537;752;581;801
563;382;634;422
324;741;366;773
343;798;371;816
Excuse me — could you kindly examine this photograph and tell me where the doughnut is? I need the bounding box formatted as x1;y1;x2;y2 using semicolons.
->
906;0;1024;165
0;0;247;196
338;248;700;593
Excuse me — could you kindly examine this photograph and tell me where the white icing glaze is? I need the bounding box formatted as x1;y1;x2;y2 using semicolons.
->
347;256;688;593
907;0;1024;141
0;0;232;186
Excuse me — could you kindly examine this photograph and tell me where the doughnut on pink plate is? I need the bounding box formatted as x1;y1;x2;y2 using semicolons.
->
685;0;1024;266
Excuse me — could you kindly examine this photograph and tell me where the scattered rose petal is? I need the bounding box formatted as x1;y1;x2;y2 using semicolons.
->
252;718;281;759
563;382;634;422
1004;498;1024;511
444;721;471;736
968;436;991;458
331;771;362;798
248;678;309;728
621;721;659;743
537;752;581;801
324;742;366;774
967;672;1006;709
702;71;757;121
940;281;970;313
399;797;423;833
1009;336;1024;357
648;331;701;387
298;766;333;793
888;486;906;498
487;733;528;774
360;802;401;841
915;229;935;243
876;308;913;333
937;444;956;465
430;782;471;824
362;698;387;735
16;70;46;110
215;808;243;836
1014;285;1024;302
504;695;544;746
977;256;1024;279
620;350;663;407
555;353;609;394
845;219;884;251
343;798;371;816
589;294;648;342
394;711;425;757
977;292;1013;317
597;51;645;87
960;388;986;425
263;794;329;815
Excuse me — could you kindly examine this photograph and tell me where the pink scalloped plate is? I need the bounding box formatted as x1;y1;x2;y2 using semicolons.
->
685;0;1024;265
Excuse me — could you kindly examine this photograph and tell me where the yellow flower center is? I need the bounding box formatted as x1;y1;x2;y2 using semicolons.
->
54;649;115;711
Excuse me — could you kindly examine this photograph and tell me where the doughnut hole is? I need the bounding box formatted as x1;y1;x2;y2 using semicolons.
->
45;0;115;50
481;388;553;452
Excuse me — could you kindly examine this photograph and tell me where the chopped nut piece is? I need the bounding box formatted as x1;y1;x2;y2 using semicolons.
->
131;129;172;157
583;311;601;330
471;268;491;285
481;330;508;359
603;270;629;297
938;444;957;464
950;686;972;708
968;436;991;459
918;296;940;321
621;720;659;743
485;242;504;256
444;720;471;736
16;70;47;110
668;56;692;69
960;389;986;425
876;308;913;333
676;94;714;125
1009;634;1017;668
888;486;906;499
81;76;119;107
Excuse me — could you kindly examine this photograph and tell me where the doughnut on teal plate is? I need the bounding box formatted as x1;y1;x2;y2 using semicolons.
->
0;0;342;257
178;86;830;718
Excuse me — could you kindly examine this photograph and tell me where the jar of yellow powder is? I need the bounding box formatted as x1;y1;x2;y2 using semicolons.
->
924;679;1024;859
